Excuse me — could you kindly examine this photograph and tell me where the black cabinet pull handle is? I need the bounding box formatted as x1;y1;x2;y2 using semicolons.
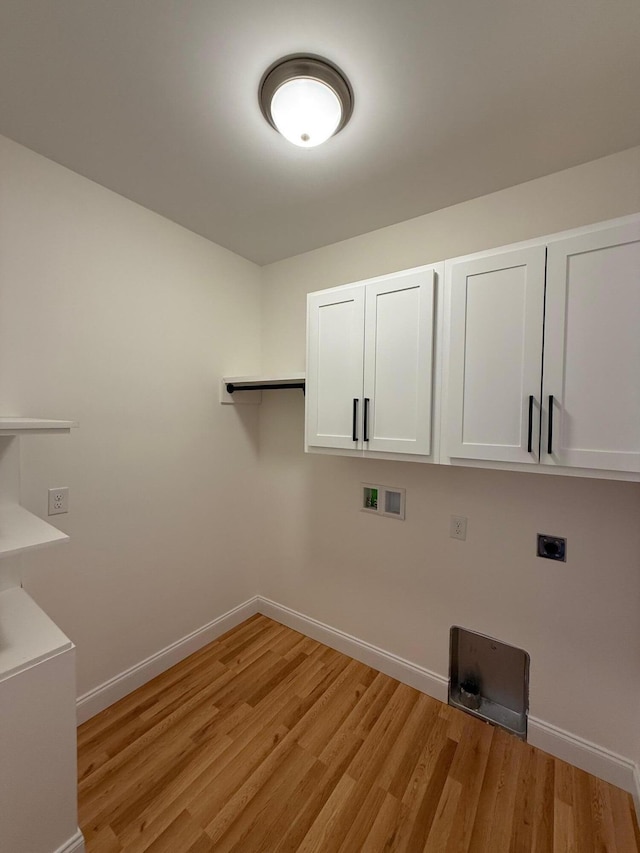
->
527;395;534;453
547;395;554;454
363;397;370;442
352;398;358;442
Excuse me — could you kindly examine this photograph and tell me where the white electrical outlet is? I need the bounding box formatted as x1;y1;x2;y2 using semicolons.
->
450;515;467;541
48;487;69;516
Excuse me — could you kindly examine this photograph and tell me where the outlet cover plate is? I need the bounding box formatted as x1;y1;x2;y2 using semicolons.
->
48;487;69;516
537;534;566;562
450;515;467;540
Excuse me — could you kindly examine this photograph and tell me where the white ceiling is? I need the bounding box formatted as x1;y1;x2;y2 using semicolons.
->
1;1;639;265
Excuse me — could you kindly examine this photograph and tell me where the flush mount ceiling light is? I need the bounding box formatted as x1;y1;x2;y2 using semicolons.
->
259;54;353;148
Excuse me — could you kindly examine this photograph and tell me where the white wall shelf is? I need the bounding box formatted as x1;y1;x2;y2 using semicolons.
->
0;586;73;680
0;417;78;434
0;503;69;559
0;418;77;569
220;372;305;404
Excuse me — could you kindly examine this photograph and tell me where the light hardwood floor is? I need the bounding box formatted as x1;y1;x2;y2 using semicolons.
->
78;614;640;852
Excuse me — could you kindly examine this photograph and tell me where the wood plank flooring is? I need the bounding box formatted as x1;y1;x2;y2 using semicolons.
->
78;614;640;852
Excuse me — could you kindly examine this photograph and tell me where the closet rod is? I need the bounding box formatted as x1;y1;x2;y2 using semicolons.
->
226;382;306;395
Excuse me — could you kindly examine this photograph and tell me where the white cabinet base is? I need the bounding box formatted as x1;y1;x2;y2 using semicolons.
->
0;588;82;853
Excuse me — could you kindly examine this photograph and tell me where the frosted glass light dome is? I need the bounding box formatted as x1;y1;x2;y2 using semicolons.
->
271;77;342;148
259;55;353;148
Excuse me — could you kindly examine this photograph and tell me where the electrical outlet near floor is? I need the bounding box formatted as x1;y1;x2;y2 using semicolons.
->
450;515;467;541
48;487;69;516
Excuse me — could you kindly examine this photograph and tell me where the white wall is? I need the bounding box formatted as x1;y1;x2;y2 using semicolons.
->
258;146;640;763
0;135;263;696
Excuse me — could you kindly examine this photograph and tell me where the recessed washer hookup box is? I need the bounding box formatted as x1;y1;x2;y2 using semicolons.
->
449;626;530;739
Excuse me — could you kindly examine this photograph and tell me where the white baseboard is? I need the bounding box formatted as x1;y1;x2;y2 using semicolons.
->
54;828;84;853
76;597;259;724
528;716;637;796
256;596;448;703
74;594;638;806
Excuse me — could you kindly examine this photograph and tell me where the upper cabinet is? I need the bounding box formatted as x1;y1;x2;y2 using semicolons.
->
442;216;640;479
542;222;640;473
444;246;546;465
303;215;639;479
306;283;365;451
306;266;440;461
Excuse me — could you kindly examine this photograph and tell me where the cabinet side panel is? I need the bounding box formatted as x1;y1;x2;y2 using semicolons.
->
0;649;78;853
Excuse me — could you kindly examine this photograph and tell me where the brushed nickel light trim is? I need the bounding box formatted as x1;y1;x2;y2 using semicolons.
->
259;54;354;145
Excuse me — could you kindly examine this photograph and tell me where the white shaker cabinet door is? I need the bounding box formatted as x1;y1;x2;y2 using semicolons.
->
306;285;365;450
445;246;546;463
542;222;640;472
362;270;435;456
